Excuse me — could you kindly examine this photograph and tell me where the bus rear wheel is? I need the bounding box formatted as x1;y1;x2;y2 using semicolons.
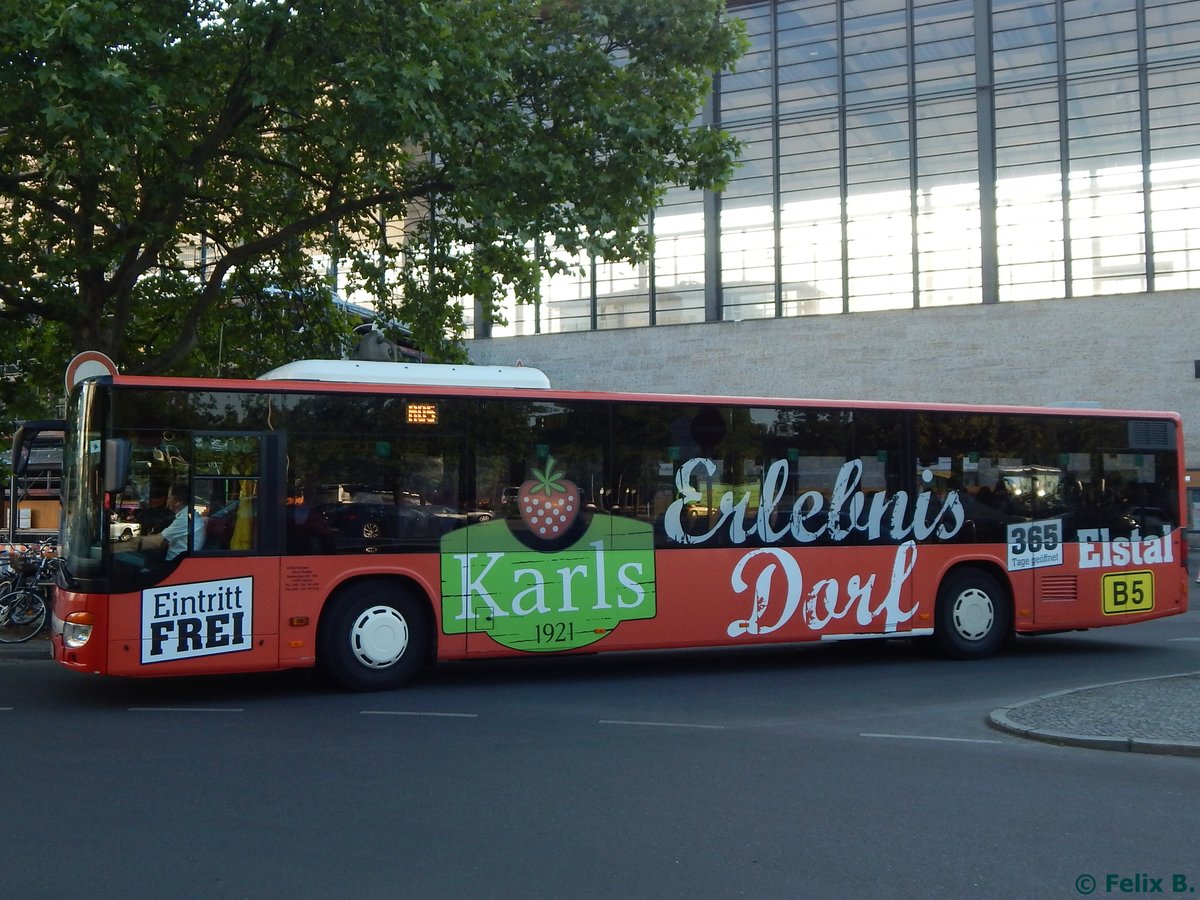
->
933;569;1011;660
318;581;430;691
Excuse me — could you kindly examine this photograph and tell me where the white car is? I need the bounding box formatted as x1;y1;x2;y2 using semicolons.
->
109;519;141;542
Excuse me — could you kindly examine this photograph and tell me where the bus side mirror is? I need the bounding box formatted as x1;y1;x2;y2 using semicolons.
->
11;420;65;477
104;439;132;494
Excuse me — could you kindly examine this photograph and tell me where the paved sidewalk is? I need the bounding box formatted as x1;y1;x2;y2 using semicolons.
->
989;672;1200;758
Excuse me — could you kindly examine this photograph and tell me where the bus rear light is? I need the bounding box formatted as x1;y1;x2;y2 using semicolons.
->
63;611;95;649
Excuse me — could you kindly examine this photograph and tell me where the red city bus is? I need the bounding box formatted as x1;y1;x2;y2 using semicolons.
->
22;359;1189;690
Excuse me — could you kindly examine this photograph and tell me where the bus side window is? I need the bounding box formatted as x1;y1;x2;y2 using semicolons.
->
198;479;258;552
193;435;261;553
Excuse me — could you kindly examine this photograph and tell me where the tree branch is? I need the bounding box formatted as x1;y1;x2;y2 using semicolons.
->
134;178;448;373
0;171;81;230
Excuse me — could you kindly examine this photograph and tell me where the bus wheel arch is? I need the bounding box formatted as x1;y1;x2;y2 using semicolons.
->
316;577;434;691
932;564;1013;660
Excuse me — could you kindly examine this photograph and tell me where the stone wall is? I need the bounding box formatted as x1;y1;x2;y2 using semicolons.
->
466;289;1200;465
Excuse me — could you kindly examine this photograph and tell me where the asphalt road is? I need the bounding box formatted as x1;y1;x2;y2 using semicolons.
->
2;603;1198;899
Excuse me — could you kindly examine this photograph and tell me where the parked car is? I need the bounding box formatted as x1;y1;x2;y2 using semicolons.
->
319;502;451;549
109;516;141;543
425;505;495;527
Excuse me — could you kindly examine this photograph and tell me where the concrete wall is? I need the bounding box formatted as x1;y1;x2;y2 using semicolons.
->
467;289;1200;465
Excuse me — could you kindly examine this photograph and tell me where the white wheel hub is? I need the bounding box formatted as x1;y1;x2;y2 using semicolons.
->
952;588;994;641
349;605;410;668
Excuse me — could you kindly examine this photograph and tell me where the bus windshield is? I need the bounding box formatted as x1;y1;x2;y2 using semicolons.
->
61;382;106;580
61;381;268;589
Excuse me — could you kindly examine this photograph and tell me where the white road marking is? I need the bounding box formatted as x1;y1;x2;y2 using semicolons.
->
861;732;1005;745
360;710;479;718
600;719;726;730
129;707;244;713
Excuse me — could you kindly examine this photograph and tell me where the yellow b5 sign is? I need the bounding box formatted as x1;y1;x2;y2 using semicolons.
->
1101;571;1154;615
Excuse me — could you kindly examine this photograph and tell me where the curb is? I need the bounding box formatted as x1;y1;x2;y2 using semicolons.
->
0;638;52;661
988;672;1200;759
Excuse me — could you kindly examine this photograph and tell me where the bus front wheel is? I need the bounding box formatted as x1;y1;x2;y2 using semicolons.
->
933;569;1011;660
318;581;430;690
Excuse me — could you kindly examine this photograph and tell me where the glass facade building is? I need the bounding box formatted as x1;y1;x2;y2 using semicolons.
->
478;0;1200;337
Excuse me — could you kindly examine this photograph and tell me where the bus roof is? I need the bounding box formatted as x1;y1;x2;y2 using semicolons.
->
256;359;551;390
82;362;1180;424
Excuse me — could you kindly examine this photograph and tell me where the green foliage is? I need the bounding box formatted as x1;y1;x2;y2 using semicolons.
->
0;0;745;420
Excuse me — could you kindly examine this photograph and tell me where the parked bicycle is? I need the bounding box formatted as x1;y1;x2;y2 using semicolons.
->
0;537;61;643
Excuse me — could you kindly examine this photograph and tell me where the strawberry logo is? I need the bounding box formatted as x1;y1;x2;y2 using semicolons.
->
518;455;579;539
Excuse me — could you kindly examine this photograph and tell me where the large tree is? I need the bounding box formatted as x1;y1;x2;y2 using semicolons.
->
0;0;744;418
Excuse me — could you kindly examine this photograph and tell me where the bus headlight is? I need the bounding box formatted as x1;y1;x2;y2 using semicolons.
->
63;611;95;649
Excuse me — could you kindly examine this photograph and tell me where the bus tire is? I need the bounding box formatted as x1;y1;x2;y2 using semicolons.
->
933;568;1011;660
318;581;430;691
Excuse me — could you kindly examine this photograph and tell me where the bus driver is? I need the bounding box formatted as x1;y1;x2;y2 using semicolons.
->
136;484;205;560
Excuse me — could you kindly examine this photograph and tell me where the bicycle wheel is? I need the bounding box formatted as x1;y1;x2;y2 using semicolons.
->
0;589;47;643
